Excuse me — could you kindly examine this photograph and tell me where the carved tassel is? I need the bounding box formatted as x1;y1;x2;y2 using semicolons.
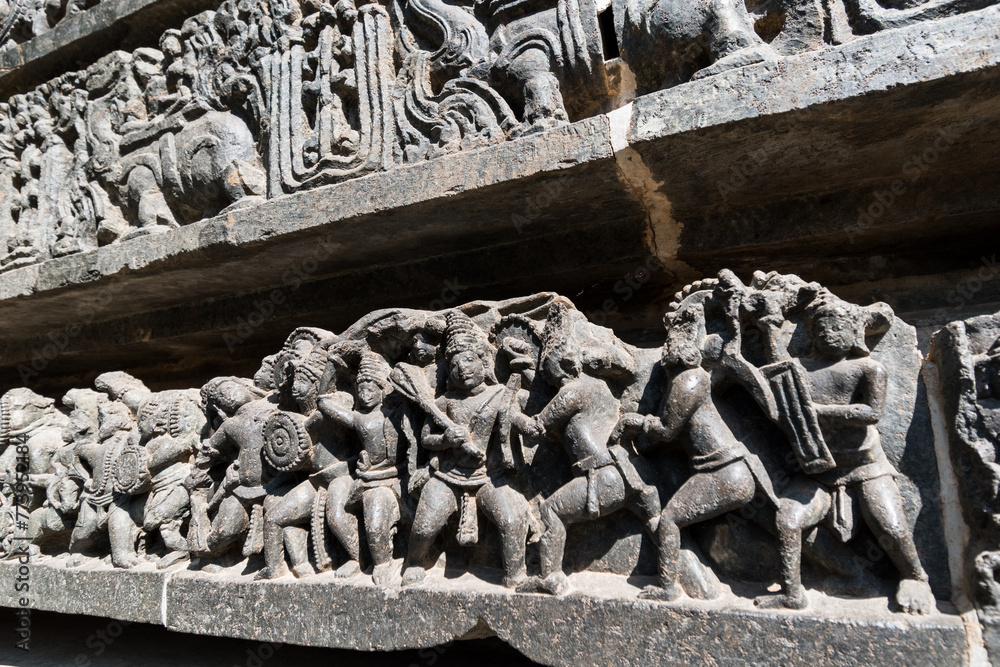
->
457;492;479;546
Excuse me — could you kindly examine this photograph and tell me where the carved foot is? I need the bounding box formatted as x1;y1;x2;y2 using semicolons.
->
896;578;935;615
754;586;808;610
692;45;779;81
200;563;224;574
502;569;528;590
401;565;425;587
517;572;570;596
372;562;396;588
113;554;142;569
156;550;190;570
334;559;361;578
254;563;290;581
66;554;84;568
291;562;315;578
638;583;683;602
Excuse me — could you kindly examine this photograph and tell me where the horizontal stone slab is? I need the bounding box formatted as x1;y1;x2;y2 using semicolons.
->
0;558;971;666
0;0;217;95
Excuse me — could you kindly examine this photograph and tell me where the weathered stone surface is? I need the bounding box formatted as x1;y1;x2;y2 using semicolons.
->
0;557;166;624
0;559;972;665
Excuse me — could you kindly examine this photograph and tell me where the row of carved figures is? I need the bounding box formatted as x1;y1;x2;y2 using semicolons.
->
0;271;937;614
1;0;997;270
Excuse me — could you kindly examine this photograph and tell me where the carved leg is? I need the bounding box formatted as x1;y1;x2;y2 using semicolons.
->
477;482;531;588
326;476;362;577
519;467;628;596
68;501;103;556
403;478;457;587
126;166;177;233
363;486;401;587
754;482;829;610
642;461;755;602
257;481;313;580
205;496;250;557
108;497;142;569
506;48;569;137
858;476;934;615
284;526;313;577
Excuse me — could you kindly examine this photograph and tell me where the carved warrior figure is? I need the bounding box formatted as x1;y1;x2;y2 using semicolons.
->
398;310;537;588
742;287;933;613
257;330;354;580
614;294;778;603
187;377;276;565
515;302;658;596
95;372;206;569
67;399;130;563
316;350;406;586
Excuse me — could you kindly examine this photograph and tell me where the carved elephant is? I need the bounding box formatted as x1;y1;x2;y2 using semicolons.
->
111;109;265;241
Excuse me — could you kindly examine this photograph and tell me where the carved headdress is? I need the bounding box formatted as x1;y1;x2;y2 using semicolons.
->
444;310;496;385
357;351;392;391
803;290;893;357
445;310;488;358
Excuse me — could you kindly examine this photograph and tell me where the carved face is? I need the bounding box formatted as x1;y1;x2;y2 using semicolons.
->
663;322;702;370
356;380;382;410
449;350;486;392
542;344;582;386
291;368;319;412
813;313;854;358
138;401;170;439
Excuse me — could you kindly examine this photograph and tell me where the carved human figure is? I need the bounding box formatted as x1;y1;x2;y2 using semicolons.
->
400;310;535;588
514;302;659;595
97;373;204;569
615;300;771;602
188;377;276;563
753;294;934;613
258;344;352;580
316;351;406;586
67;400;132;563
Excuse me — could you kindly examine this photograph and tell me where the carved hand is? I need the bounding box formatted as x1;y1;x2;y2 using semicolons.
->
612;413;645;442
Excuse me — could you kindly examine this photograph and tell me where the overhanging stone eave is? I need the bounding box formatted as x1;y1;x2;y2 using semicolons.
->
0;113;645;338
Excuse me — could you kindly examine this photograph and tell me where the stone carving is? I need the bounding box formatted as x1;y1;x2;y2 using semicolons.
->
0;274;938;615
0;0;95;51
2;0;996;270
931;312;1000;613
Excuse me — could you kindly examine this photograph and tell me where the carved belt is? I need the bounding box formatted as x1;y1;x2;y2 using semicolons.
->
232;485;267;501
358;466;399;488
433;467;489;547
